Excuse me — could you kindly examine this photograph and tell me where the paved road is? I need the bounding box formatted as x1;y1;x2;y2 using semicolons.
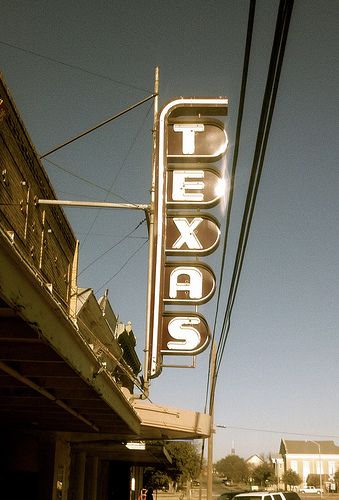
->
153;488;229;499
154;492;339;500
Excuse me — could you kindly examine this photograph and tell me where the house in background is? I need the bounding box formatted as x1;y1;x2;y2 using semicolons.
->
280;439;339;489
246;454;265;468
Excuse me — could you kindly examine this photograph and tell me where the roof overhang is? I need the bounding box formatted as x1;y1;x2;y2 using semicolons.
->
0;230;141;435
71;440;172;465
134;401;211;440
0;229;211;443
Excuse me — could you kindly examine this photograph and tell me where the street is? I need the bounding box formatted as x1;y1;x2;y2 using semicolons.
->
153;492;339;500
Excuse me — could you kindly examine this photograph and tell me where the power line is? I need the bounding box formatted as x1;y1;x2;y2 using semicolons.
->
95;238;148;294
0;40;151;93
201;1;257;472
204;0;256;414
216;425;339;439
45;159;137;205
78;218;147;277
214;0;294;388
40;94;155;159
79;100;153;247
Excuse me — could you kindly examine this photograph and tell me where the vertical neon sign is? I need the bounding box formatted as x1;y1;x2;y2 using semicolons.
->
148;98;228;378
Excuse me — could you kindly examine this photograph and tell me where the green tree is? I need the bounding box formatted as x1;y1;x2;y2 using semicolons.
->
214;455;249;483
165;441;200;484
306;474;325;488
143;468;170;490
252;462;276;487
144;441;200;490
282;469;302;489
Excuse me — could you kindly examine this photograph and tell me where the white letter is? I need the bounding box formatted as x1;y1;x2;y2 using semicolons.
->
172;218;203;250
169;267;203;299
172;170;205;202
173;123;204;154
167;317;201;350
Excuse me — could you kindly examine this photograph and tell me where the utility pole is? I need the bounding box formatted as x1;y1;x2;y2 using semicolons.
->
207;342;217;500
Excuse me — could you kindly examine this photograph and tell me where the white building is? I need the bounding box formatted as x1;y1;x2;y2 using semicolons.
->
280;439;339;487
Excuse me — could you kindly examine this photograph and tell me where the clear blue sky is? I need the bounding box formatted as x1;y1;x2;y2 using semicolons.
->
1;0;338;461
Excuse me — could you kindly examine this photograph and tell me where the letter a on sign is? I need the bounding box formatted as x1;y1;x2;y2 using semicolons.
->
147;97;228;378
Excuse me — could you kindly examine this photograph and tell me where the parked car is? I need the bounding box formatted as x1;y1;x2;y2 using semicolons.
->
299;486;323;494
218;492;249;500
232;491;301;500
283;494;302;500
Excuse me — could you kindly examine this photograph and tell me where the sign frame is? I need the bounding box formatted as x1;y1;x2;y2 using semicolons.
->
148;97;228;379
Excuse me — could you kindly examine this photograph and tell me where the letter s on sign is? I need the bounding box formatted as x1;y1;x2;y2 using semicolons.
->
167;317;201;351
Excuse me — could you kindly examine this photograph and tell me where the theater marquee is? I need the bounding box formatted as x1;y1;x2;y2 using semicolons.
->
147;97;228;378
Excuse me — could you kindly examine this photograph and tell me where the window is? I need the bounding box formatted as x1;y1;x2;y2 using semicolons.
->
291;460;298;473
303;461;310;482
316;461;323;474
328;461;335;475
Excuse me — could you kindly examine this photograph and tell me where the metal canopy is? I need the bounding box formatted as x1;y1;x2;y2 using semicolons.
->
0;231;211;442
0;300;139;435
72;441;172;465
0;231;141;437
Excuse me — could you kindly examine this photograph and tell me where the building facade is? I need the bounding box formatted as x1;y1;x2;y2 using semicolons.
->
0;74;211;499
280;439;339;489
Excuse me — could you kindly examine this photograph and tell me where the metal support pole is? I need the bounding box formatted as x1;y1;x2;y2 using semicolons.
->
144;66;159;386
38;199;149;211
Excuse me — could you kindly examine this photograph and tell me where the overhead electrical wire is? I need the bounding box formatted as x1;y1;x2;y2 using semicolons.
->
40;95;155;159
201;0;294;473
79;100;153;247
0;40;151;94
78;218;147;278
203;11;297;473
204;0;257;415
213;0;294;393
95;238;148;294
36;72;154;294
200;0;257;473
45;158;142;205
217;425;339;439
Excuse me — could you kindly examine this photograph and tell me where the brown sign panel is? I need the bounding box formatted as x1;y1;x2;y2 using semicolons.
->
160;312;210;355
163;262;216;305
167;119;227;161
166;213;220;256
166;167;223;209
147;97;228;379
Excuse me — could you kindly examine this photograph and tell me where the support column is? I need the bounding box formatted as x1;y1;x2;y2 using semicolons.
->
74;451;86;500
87;456;99;500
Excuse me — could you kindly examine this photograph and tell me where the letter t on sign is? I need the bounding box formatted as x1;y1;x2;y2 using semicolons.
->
173;123;205;154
